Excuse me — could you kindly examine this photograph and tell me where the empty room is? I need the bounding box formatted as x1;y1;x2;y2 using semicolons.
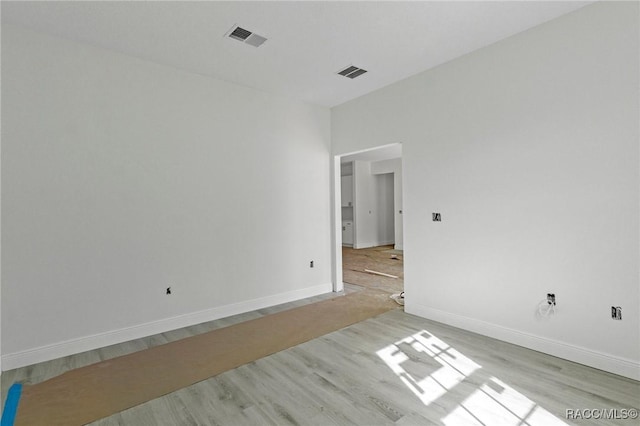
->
1;1;638;425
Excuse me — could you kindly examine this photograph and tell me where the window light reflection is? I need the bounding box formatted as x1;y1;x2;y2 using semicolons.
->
377;330;567;425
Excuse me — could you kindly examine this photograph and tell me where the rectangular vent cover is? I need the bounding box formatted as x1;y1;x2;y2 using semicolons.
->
337;65;368;79
227;25;267;47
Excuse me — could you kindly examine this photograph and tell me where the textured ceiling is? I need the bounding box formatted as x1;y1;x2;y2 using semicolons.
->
2;1;590;107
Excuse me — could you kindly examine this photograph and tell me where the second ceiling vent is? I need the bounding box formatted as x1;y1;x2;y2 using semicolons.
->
337;65;368;79
227;25;267;48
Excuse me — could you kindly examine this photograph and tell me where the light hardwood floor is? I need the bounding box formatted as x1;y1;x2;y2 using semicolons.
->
3;285;638;425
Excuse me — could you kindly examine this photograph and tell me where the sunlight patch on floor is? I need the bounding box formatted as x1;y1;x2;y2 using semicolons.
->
377;330;567;425
377;330;480;406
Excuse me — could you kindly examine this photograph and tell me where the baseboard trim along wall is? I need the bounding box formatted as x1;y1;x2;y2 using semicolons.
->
2;283;334;371
354;240;395;249
406;303;640;381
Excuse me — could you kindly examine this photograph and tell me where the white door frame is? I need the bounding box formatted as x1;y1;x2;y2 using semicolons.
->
331;143;402;293
331;155;344;292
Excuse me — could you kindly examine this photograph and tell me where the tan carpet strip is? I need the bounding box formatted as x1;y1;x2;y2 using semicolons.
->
15;289;397;426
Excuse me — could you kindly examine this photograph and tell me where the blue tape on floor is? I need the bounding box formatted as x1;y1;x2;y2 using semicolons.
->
1;383;22;426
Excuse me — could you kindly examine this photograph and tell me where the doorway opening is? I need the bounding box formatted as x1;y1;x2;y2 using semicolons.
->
333;143;403;303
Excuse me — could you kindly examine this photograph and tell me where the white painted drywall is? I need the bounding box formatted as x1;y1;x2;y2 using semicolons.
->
0;24;2;378
374;173;394;245
371;158;403;250
331;156;343;293
0;7;3;378
353;160;399;248
1;24;331;364
332;2;639;378
352;161;370;248
353;161;379;248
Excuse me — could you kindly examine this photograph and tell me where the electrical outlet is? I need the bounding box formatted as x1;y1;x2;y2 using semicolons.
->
166;287;172;295
432;213;441;222
310;260;314;268
547;293;555;305
611;306;622;320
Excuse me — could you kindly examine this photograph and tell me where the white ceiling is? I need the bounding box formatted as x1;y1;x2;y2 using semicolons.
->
2;1;590;107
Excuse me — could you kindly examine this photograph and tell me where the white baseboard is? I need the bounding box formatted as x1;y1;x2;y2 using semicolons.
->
406;302;640;381
354;240;395;249
394;244;403;251
2;283;333;371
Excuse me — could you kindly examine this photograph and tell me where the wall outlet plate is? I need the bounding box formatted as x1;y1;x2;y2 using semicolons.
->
547;293;555;305
611;306;622;320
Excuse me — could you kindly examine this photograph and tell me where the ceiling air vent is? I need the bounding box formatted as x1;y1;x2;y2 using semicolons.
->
337;65;368;79
226;25;268;48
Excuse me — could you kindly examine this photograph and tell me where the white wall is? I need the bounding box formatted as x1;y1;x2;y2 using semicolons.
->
1;24;332;368
353;160;395;248
0;22;2;376
374;174;394;245
332;2;639;379
353;161;372;248
371;158;403;250
352;159;400;249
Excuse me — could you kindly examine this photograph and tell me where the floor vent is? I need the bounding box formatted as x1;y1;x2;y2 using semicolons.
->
337;65;368;79
227;25;267;48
